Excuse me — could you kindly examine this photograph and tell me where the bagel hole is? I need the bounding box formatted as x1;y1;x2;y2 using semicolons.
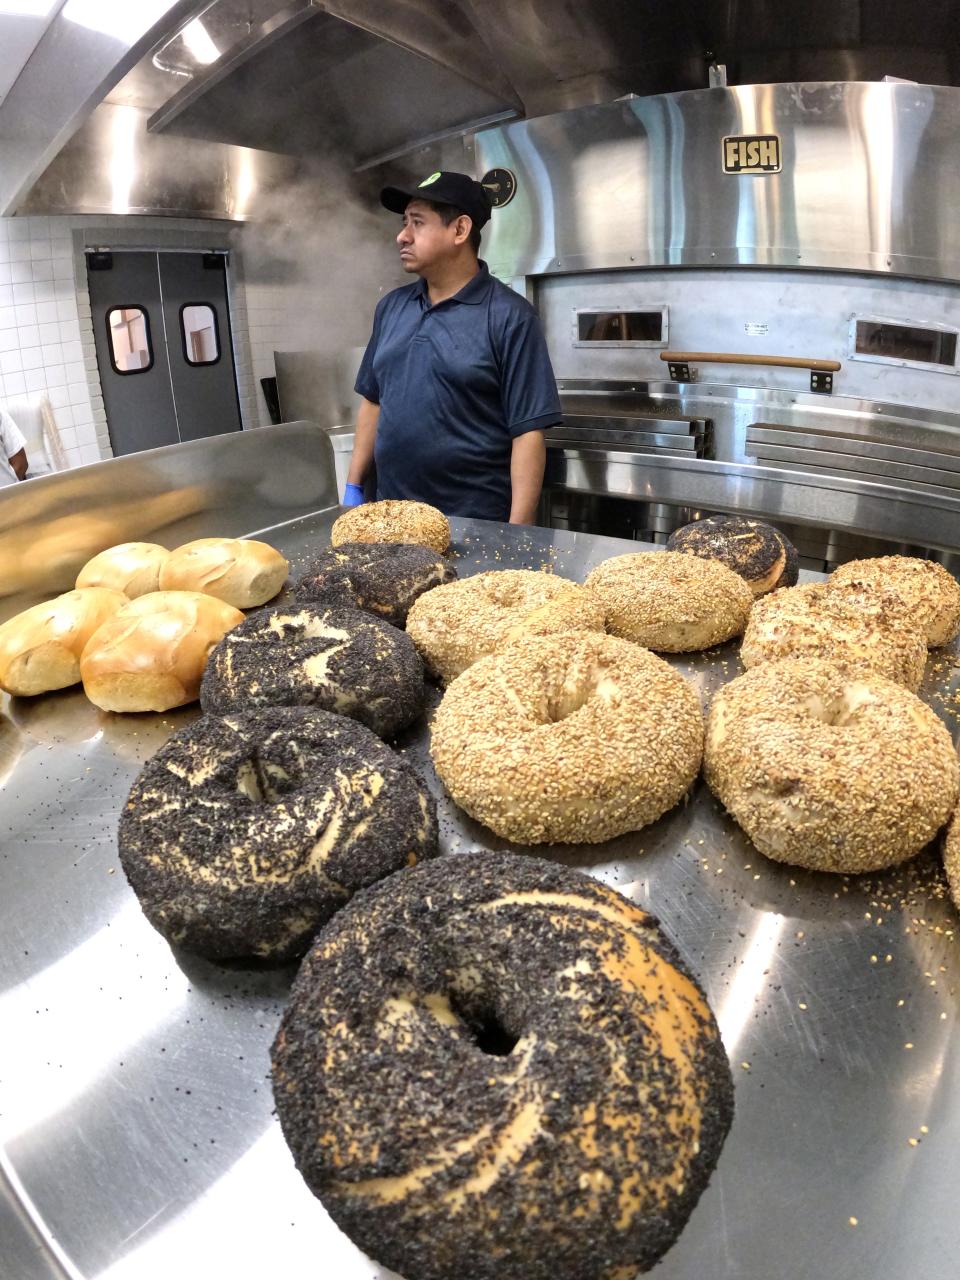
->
801;686;874;727
236;751;298;804
449;994;519;1057
544;666;620;723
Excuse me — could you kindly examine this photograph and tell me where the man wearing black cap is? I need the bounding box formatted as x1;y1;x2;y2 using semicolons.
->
343;171;561;524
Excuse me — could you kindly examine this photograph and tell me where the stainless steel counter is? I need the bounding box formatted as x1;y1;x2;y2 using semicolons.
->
2;512;960;1280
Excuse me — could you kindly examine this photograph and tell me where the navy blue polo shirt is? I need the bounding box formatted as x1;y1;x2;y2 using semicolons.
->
354;262;561;521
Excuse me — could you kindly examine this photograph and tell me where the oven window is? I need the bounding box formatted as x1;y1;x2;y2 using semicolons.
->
854;320;957;368
575;309;667;346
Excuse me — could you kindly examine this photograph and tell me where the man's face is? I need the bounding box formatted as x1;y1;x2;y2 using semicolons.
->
396;199;467;274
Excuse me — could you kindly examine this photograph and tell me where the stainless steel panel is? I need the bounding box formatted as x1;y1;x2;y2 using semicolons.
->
148;5;517;168
0;421;337;620
538;270;960;419
551;428;698;452
546;447;960;552
746;444;960;493
0;1;203;215
746;427;960;474
2;484;960;1279
18;102;300;220
477;83;960;284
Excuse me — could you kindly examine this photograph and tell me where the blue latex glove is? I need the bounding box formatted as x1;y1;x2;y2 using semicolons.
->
342;483;365;507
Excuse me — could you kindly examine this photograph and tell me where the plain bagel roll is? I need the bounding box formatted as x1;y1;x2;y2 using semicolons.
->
75;541;171;598
406;569;606;684
585;551;753;652
740;581;927;691
80;591;243;712
704;656;959;873
829;555;960;647
332;499;450;554
0;587;128;696
119;706;438;962
200;604;425;739
295;541;457;628
431;632;703;843
159;537;289;608
666;514;799;597
272;851;734;1280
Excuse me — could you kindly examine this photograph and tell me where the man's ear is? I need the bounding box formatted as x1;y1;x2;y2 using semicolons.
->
453;214;473;245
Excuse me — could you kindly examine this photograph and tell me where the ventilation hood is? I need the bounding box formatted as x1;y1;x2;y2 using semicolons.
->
8;0;960;218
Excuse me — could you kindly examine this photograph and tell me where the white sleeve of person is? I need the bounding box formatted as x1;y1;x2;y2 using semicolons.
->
0;409;26;484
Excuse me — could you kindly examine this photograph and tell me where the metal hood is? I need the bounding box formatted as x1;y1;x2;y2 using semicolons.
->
8;0;960;217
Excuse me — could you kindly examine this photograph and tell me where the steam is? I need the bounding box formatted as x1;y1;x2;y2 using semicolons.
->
243;157;406;418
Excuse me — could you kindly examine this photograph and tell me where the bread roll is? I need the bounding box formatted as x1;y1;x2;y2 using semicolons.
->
159;538;289;608
76;542;171;598
0;588;128;696
80;591;244;712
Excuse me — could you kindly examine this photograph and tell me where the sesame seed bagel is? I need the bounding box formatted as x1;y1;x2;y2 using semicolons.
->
271;851;734;1280
584;551;753;652
740;582;927;690
332;499;450;554
942;808;960;913
295;541;457;628
406;569;606;684
119;706;438;962
829;556;960;647
431;632;703;844
704;657;959;873
667;514;799;597
200;604;425;740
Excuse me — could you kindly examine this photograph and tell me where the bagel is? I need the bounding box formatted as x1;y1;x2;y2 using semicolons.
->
332;499;450;554
829;556;960;647
740;581;927;690
431;632;703;843
159;537;289;608
406;569;605;684
704;656;958;873
584;551;753;652
80;591;243;712
200;604;425;739
295;541;457;628
271;850;734;1280
75;542;171;598
0;587;128;696
666;514;799;596
119;705;438;962
943;808;960;914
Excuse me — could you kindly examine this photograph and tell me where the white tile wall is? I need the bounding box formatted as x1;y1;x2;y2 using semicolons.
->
0;215;101;468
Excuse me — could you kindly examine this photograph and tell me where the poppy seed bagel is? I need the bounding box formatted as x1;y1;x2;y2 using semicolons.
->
271;850;734;1280
119;705;438;962
200;603;425;739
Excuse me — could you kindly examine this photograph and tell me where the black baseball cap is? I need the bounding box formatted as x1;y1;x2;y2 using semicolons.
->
380;171;493;229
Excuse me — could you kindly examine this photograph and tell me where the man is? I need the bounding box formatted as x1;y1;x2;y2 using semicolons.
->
0;405;28;486
344;171;561;524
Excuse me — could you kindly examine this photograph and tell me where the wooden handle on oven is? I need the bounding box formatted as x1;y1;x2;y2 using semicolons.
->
660;351;841;372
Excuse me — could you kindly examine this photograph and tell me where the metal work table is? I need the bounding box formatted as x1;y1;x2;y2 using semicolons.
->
2;510;960;1280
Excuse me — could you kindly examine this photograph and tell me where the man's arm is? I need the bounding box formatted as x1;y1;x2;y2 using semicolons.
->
345;397;381;496
509;429;546;524
8;448;27;481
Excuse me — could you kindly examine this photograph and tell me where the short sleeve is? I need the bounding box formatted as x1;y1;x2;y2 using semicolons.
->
354;298;386;404
496;304;562;438
0;410;25;458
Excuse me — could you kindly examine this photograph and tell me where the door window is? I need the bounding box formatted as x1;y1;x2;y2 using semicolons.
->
106;306;153;374
180;303;221;365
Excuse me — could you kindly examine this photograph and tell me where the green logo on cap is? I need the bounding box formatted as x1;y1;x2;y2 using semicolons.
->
418;172;442;187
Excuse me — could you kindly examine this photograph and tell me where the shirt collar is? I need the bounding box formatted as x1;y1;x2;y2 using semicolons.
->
416;260;493;308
